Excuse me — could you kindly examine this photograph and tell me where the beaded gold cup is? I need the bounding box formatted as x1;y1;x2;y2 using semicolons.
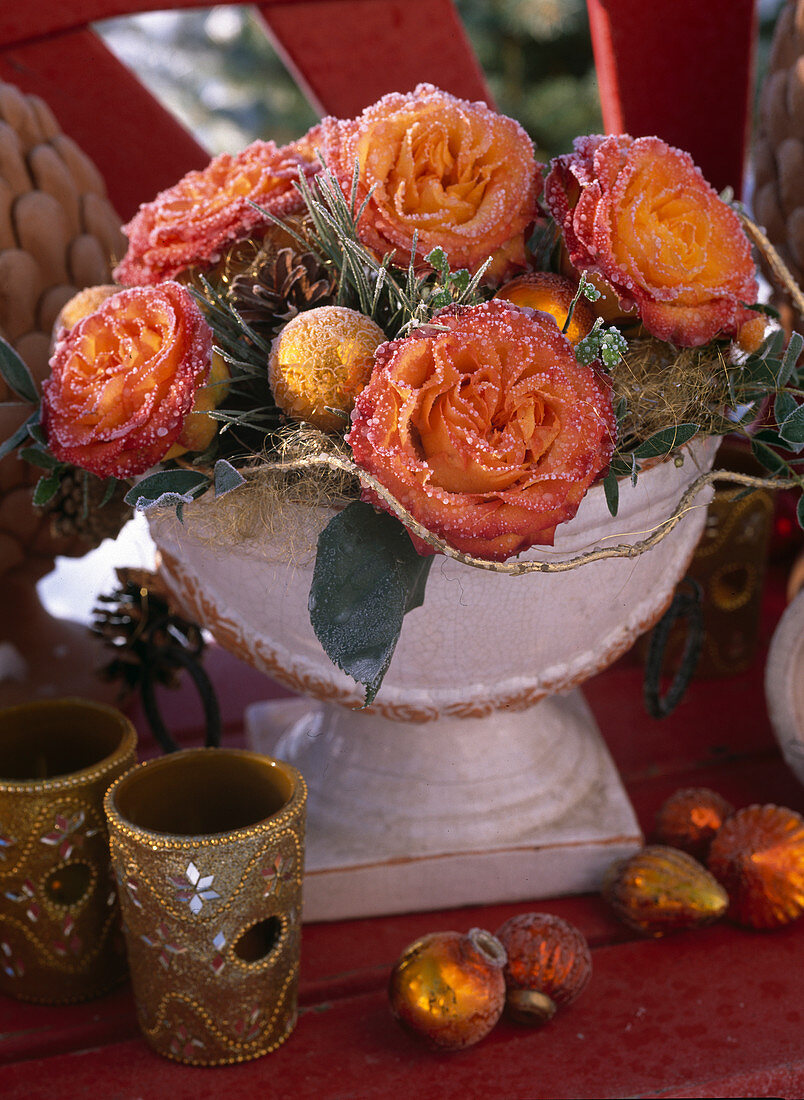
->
104;747;306;1065
0;697;137;1003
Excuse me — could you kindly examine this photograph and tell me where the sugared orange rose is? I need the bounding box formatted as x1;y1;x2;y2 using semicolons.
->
42;282;213;479
347;299;615;561
114;137;320;285
544;134;758;347
321;84;540;281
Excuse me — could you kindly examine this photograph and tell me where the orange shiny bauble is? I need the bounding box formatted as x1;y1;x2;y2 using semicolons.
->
708;804;804;929
494;272;595;345
388;928;507;1050
495;912;592;1025
654;787;735;861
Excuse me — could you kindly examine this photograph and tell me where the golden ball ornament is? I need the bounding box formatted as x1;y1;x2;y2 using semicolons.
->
602;845;729;937
388;927;507;1051
494;272;595;345
52;284;121;339
707;804;804;929
495;912;592;1025
654;787;735;860
268;305;386;432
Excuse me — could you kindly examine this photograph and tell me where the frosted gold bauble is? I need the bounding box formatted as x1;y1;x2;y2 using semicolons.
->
388;928;507;1050
269;305;386;432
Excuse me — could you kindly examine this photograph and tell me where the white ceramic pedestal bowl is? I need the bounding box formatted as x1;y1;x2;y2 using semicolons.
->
766;586;804;788
150;435;720;920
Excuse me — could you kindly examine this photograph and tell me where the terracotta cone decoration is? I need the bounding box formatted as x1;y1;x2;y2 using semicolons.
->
753;0;804;331
0;80;128;706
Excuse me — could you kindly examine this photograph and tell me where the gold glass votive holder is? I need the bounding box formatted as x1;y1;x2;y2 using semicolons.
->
104;747;307;1065
0;697;137;1003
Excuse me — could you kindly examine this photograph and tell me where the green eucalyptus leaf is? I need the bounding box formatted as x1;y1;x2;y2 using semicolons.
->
0;336;39;405
32;473;61;507
779;403;804;446
18;446;58;471
213;458;246;497
0;413;37;462
779;332;804;387
797;494;804;531
751;437;790;476
632;423;698;460
309;501;432;705
603;468;619;517
608;453;637;478
124;469;210;511
775;392;799;427
99;476;120;508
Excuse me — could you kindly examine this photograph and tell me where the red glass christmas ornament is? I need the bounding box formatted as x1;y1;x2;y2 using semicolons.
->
707;803;804;929
388;927;507;1050
495;912;592;1025
654;787;735;859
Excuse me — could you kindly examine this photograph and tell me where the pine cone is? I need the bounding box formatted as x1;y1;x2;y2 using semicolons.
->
753;1;804;330
45;467;133;545
229;246;336;337
0;80;127;575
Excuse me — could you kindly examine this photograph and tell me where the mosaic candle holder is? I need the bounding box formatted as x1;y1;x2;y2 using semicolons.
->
0;697;137;1003
104;747;306;1065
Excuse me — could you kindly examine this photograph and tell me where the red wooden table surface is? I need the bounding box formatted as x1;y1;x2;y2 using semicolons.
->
0;558;802;1099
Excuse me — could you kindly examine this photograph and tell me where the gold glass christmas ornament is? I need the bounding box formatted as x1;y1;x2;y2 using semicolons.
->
602;845;729;937
268;305;386;432
654;787;735;860
707;803;804;929
104;748;306;1065
52;284;120;337
388;927;507;1050
495;912;592;1025
0;698;137;1003
494;272;596;345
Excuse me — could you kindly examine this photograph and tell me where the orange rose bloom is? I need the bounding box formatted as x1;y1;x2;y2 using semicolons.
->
43;282;212;479
114;137;320;285
347;300;615;561
321;84;540;280
544;134;758;347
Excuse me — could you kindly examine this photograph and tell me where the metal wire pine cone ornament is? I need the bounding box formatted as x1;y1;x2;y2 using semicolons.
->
707;804;804;929
753;0;804;329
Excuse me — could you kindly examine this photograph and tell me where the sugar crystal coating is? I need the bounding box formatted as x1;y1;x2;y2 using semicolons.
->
321;83;541;282
347;298;616;561
42;281;212;478
544;134;758;346
114;135;321;285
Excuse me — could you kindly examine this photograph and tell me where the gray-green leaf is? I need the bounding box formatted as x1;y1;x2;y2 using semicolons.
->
309;501;433;705
0;336;39;405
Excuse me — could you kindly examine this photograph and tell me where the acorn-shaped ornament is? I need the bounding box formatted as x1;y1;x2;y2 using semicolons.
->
495;912;592;1025
388;928;507;1051
707;804;804;929
602;845;729;937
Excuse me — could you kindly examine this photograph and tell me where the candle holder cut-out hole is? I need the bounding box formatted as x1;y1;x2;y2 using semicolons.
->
234;916;282;964
44;862;92;906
